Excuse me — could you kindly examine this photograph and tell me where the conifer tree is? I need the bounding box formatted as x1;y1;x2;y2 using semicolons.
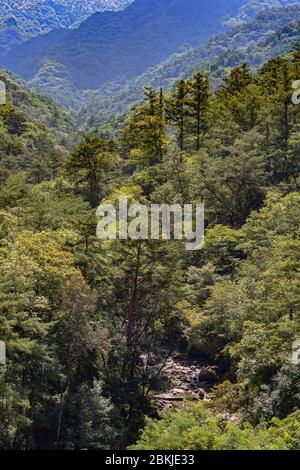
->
186;72;210;151
166;80;189;151
64;135;117;207
122;87;166;166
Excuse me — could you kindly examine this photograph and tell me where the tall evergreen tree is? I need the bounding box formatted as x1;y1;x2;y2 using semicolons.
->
65;135;117;207
186;72;210;151
166;80;189;151
122;87;166;166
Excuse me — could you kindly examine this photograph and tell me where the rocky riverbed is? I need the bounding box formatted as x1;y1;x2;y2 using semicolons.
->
154;355;218;410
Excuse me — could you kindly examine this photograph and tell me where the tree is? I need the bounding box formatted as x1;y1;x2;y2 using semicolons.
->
61;380;120;450
193;129;267;227
0;223;108;448
166;80;189;151
122;87;167;167
258;55;300;182
186;72;210;151
130;402;300;450
65;135;117;207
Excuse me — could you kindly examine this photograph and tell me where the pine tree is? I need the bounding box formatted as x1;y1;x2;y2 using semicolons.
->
186;72;210;151
166;80;189;151
65;135;117;207
122;87;166;166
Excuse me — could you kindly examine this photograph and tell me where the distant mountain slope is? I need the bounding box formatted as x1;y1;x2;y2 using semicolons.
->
0;66;74;136
224;0;300;26
0;1;132;59
0;1;132;17
3;0;248;90
0;66;75;180
78;3;300;128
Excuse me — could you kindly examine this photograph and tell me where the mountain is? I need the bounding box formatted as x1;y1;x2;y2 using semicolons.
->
78;2;300;128
0;1;132;59
0;66;74;136
223;0;300;26
0;1;132;16
0;66;75;181
3;0;248;90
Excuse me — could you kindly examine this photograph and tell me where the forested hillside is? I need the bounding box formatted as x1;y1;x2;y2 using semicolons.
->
79;2;300;128
5;0;300;114
224;0;300;25
0;48;299;449
0;68;74;181
0;1;132;59
3;0;247;89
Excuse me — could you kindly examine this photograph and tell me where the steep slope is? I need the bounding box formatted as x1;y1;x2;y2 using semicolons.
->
0;66;75;180
3;0;248;89
223;0;300;25
0;1;132;59
0;67;74;136
78;3;300;127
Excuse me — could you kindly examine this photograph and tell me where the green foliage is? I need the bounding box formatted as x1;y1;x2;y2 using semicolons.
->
122;87;166;166
130;402;300;450
78;3;300;127
0;39;300;450
60;379;120;450
0;72;74;182
64;134;118;206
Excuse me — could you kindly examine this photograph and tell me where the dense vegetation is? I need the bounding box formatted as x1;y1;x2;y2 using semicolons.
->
0;45;299;449
130;404;300;450
0;68;74;182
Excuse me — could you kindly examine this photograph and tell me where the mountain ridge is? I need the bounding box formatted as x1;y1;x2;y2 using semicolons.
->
3;0;248;89
78;2;300;128
0;0;133;58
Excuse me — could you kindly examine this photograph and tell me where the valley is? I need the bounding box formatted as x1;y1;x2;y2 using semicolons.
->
0;0;300;452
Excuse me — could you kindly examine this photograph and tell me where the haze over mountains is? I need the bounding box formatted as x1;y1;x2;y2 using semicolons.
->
80;2;300;126
223;0;300;24
1;1;131;10
1;0;300;116
0;1;132;58
3;0;248;90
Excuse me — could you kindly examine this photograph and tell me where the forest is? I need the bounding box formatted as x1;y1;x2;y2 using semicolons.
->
0;50;300;450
